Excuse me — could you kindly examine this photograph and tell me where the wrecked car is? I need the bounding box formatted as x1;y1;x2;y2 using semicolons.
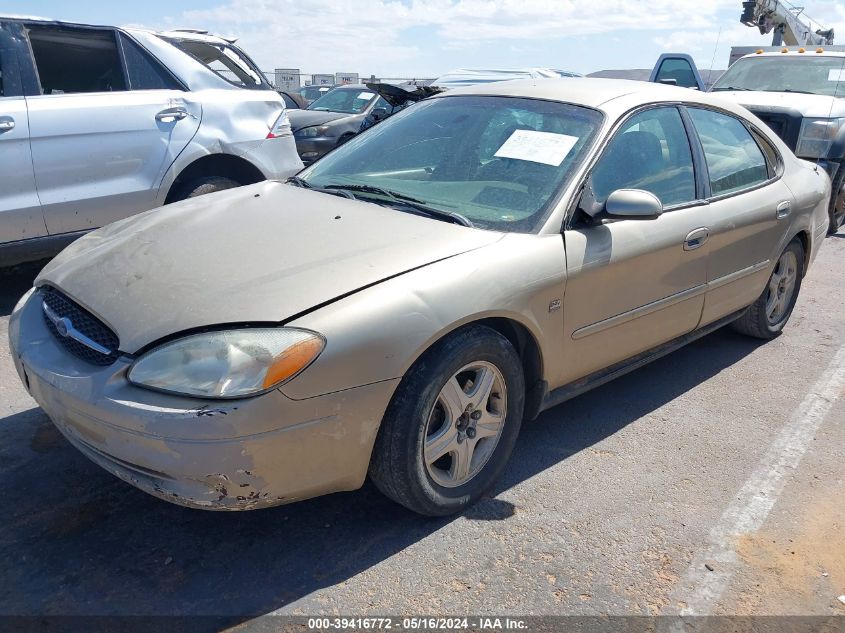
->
0;16;302;267
287;84;401;164
9;79;829;516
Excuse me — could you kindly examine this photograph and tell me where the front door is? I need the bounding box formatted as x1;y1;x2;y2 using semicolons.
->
560;106;709;386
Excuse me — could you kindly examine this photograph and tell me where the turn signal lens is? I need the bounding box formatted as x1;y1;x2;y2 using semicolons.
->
263;336;325;388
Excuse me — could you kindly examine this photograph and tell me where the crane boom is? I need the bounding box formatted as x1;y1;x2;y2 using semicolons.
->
740;0;834;46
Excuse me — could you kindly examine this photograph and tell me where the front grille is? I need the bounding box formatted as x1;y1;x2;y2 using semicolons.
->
747;108;801;152
41;287;120;366
757;114;787;142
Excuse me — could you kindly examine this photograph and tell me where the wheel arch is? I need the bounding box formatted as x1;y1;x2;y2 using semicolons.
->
394;315;547;423
164;154;266;204
792;229;810;277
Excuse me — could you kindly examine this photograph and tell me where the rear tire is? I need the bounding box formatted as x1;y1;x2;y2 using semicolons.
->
731;238;804;340
171;176;241;202
369;325;525;516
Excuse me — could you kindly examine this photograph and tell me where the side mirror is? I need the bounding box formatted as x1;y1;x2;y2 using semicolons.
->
371;107;388;121
605;189;663;219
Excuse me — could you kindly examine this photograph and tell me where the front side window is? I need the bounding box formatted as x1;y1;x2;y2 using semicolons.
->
307;88;377;114
591;107;696;206
27;26;126;94
688;108;769;197
165;37;270;90
712;56;845;97
301;96;602;233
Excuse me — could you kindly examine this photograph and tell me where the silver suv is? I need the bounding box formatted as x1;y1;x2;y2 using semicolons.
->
0;17;303;266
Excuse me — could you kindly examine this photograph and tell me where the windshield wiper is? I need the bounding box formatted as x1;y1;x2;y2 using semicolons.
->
323;184;474;227
773;88;817;95
286;176;356;199
286;176;311;188
711;86;752;91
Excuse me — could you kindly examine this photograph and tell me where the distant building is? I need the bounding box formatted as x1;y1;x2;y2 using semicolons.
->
274;68;301;91
311;73;335;86
335;72;360;85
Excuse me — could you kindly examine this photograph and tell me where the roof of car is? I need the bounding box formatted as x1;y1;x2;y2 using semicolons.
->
0;15;236;46
439;77;742;111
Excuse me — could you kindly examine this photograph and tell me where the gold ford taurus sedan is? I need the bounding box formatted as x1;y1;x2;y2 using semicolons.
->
8;79;831;516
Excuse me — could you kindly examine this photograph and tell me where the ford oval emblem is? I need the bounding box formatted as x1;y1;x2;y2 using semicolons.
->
56;317;72;338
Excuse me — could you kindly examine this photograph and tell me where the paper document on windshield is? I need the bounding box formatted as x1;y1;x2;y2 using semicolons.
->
494;130;579;166
829;69;845;81
358;92;376;100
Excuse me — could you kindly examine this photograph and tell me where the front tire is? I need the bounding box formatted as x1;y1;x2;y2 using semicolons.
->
731;238;804;340
828;166;845;235
369;325;525;516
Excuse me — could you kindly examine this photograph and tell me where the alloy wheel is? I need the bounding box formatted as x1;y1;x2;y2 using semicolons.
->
423;361;507;488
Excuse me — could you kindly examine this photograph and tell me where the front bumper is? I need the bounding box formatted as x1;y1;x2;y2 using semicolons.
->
8;290;397;510
292;135;339;164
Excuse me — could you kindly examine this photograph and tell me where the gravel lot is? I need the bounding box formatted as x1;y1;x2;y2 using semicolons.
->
1;230;843;628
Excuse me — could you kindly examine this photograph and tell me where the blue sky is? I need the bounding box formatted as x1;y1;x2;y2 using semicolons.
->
7;0;845;79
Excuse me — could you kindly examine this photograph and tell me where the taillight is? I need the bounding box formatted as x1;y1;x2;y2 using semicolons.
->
267;111;291;139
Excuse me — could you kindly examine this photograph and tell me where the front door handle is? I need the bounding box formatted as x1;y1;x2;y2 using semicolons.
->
684;227;710;251
0;117;15;132
155;107;188;123
776;200;792;219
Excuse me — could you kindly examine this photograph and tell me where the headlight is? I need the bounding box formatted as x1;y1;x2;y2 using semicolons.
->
294;125;330;138
13;287;36;315
128;328;324;399
796;117;845;159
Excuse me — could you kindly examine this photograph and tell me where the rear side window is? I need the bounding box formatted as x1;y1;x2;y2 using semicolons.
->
119;34;180;90
165;38;269;90
27;26;126;94
688;108;769;197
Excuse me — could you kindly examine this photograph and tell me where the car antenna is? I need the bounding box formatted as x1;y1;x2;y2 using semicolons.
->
707;27;722;89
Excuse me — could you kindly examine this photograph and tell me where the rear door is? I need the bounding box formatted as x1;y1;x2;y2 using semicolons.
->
0;23;45;245
23;25;200;235
684;106;795;324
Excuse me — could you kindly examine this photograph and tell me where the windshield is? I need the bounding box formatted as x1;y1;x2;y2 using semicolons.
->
165;38;271;90
308;88;377;114
712;56;845;96
300;96;602;233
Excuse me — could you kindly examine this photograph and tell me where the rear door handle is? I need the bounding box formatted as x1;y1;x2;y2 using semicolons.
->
684;227;710;251
155;107;188;123
776;200;792;219
0;117;15;132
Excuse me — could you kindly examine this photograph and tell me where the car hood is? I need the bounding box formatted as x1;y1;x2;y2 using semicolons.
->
36;181;502;353
714;90;843;118
287;109;358;131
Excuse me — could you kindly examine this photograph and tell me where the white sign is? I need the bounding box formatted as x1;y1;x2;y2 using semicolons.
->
494;130;579;166
829;69;845;81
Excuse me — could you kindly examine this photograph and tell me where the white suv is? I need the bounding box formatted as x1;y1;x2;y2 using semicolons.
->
0;17;302;266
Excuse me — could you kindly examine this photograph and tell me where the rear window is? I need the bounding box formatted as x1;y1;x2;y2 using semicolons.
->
165;37;270;90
